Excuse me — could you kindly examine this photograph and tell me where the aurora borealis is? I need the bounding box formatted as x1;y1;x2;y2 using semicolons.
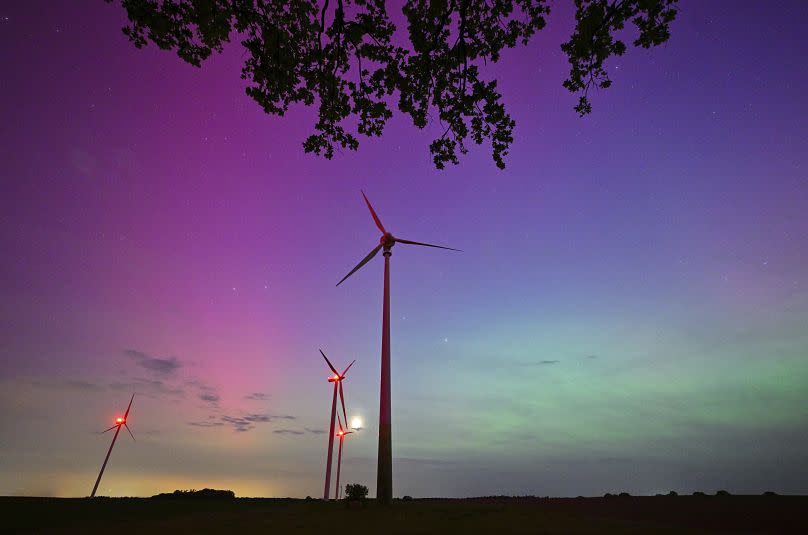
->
1;0;807;498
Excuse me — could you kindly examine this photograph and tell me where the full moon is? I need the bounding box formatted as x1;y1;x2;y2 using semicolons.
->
350;417;363;430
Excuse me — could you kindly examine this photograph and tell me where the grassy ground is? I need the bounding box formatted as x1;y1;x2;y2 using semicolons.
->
1;495;804;534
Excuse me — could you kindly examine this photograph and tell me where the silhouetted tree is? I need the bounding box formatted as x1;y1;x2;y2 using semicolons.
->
763;491;778;497
716;490;731;496
345;483;369;501
105;0;678;169
667;490;677;496
618;492;630;497
692;491;705;496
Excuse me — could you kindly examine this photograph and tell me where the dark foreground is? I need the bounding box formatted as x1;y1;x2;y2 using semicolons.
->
1;495;804;534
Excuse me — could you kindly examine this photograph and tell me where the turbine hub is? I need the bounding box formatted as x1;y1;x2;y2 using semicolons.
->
380;232;395;248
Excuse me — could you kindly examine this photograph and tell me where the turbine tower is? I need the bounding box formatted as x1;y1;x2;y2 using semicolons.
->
320;350;354;500
90;393;135;498
337;191;459;504
334;414;354;500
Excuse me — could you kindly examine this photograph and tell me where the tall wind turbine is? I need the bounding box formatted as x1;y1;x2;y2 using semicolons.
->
334;414;354;500
90;393;135;498
320;350;354;501
337;191;460;504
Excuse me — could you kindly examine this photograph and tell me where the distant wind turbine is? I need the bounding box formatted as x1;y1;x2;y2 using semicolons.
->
90;393;135;498
334;414;354;500
320;350;354;501
337;191;460;504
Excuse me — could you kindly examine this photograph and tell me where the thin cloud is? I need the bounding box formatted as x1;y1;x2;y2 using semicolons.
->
245;392;269;401
273;429;304;435
508;359;561;367
517;359;560;366
199;392;220;403
305;428;326;435
124;349;181;375
185;379;220;407
188;421;225;428
243;414;272;423
394;457;456;466
221;416;254;432
345;456;455;466
198;413;297;432
217;413;290;432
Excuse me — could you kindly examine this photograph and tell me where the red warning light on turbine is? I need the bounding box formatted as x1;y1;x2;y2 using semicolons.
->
116;417;124;424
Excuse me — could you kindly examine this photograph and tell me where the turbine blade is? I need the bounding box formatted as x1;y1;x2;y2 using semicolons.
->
124;393;135;419
336;244;382;286
361;190;386;233
395;238;462;252
101;425;117;434
125;424;135;442
319;349;339;375
339;381;348;430
341;359;356;377
337;413;344;433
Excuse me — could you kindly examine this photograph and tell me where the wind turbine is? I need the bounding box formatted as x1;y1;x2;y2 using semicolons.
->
320;350;354;500
337;191;460;504
334;414;354;500
90;393;135;498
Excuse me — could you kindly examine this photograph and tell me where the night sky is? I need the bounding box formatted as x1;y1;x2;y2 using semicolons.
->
1;1;807;498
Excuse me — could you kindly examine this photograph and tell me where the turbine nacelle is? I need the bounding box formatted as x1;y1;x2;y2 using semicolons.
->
101;394;136;441
320;349;354;438
337;415;354;437
380;232;395;248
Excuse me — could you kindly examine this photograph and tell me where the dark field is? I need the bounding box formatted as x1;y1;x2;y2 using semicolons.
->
1;495;804;534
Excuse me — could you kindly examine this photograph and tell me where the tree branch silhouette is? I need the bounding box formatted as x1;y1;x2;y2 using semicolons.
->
107;0;678;169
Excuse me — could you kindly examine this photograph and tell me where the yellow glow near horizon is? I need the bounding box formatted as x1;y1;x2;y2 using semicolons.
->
15;470;294;498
